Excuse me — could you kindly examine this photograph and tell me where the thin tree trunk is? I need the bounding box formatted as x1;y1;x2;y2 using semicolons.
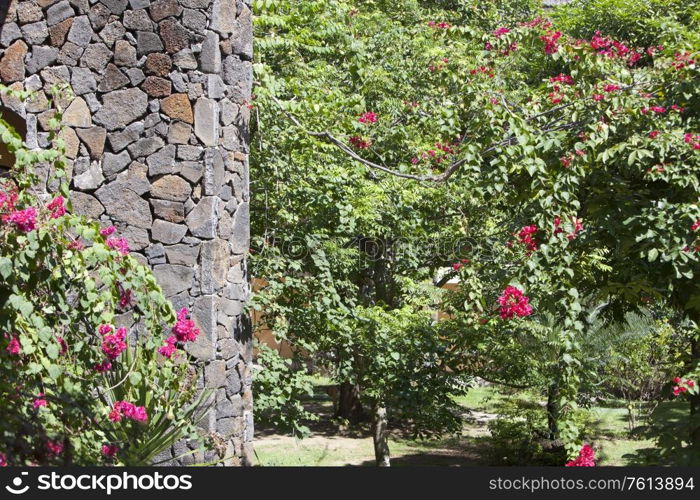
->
546;382;560;441
335;382;364;423
372;403;391;467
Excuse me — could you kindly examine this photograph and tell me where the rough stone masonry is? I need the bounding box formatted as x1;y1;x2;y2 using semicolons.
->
0;0;254;465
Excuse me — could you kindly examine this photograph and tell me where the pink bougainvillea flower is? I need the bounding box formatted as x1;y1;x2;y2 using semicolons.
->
106;237;130;256
56;335;68;356
566;444;595;467
101;327;127;360
603;84;620;92
46;196;66;219
157;335;178;359
66;239;84;251
497;286;533;319
101;444;119;458
592;94;604;102
5;334;21;355
100;226;116;237
516;225;539;253
349;136;371;149
672;378;695;397
46;440;63;456
0;452;6;466
540;31;561;55
93;360;112;372
692;220;700;232
98;324;113;336
550;73;575;85
493;27;510;38
3;207;37;232
358;111;377;124
172;308;201;343
33;393;48;409
649;130;660;139
109;401;148;423
118;289;133;309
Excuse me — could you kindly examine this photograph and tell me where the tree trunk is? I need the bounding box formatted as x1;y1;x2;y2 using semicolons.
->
372;404;391;467
546;382;560;441
335;382;364;423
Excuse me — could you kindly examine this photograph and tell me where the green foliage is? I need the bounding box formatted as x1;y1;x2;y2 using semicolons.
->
253;344;317;438
0;85;210;466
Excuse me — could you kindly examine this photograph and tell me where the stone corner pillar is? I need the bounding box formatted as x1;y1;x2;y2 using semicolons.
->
0;0;254;465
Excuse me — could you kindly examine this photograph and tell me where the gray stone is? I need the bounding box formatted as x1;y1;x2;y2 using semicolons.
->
207;74;226;99
232;6;253;60
70;67;96;95
172;48;198;70
100;0;128;15
107;121;144;151
218;338;239;360
182;9;207;32
126;67;146;85
73;160;104;190
99;21;126;47
203;148;225;196
97;64;130;92
81;43;112;71
178;146;202;162
225;368;242;397
47;1;75;26
1;23;22;48
57;41;83;66
76;127;107;159
17;2;43;24
95;180;152;229
230;202;249;254
151;199;185;223
26;46;59;74
71;191;104;218
153;264;194;296
186;196;219;239
128;136;164;159
94;88;148;130
200;31;221;74
179;161;204;183
88;4;111;30
168;122;192;145
136;31;163;56
151;175;191;201
124;9;153;31
205;361;226;388
150;0;182;22
114;40;137;66
220;99;238;126
117;161;151;195
21;21;49;45
194;98;219;147
165;243;199;265
170;71;187;92
145;243;166;265
67;15;93;46
222;56;253;103
210;0;235;34
129;0;151;8
146;144;176;175
120;225;150;251
102;150;132;177
180;0;212;7
200;239;229;293
152;219;187;244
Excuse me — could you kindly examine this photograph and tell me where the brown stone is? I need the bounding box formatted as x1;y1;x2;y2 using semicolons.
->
0;40;28;83
144;53;172;76
76;126;107;159
142;76;172;97
150;0;183;22
161;93;193;123
58;127;80;159
151;175;192;202
49;17;74;46
159;19;189;54
63;97;92;127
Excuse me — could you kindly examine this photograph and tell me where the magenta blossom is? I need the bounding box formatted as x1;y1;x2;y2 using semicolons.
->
497;286;533;319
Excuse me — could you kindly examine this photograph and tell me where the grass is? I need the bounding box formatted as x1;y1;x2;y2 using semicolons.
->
254;384;687;466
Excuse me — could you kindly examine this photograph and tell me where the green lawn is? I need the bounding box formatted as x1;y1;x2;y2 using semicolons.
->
254;385;685;466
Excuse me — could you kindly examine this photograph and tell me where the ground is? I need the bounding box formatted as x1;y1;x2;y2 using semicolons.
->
253;382;684;466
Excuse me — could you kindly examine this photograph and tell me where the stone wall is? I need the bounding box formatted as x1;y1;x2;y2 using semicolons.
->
0;0;253;465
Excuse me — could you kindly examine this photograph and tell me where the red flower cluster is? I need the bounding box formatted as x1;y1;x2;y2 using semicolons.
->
33;393;48;409
100;325;127;360
589;31;640;66
358;111;377;124
427;21;450;29
497;286;533;319
452;258;469;271
101;444;119;458
5;334;21;355
413;142;457;167
672;51;695;70
516;225;538;253
3;207;37;232
159;308;201;359
47;196;66;219
108;401;148;423
540;31;561;55
684;133;700;150
106;237;130;256
100;226;116;236
349;136;371;149
0;452;6;466
550;73;575;86
46;440;63;457
672;377;695;396
603;84;621;92
469;66;494;78
566;444;595;467
554;216;583;240
692;220;700;232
